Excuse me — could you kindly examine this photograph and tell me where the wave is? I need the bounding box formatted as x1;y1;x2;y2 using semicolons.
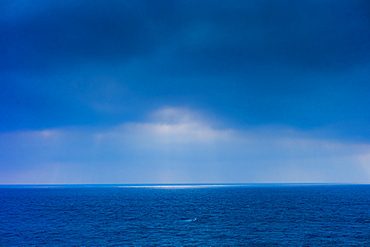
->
181;217;197;222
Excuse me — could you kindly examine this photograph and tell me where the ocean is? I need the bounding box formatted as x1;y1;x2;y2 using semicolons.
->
1;184;369;246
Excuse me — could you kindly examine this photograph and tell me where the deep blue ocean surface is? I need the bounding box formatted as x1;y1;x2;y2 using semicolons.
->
1;184;370;246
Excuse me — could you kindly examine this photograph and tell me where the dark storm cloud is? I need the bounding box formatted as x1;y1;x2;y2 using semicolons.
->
2;0;369;72
0;0;180;71
175;0;370;72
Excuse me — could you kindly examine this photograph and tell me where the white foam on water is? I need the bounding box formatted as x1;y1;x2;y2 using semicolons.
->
182;218;197;222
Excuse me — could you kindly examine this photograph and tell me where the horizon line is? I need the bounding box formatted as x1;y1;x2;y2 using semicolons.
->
0;182;368;187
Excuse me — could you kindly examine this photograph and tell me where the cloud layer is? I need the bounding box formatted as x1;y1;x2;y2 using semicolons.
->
2;0;369;71
1;1;370;183
1;0;370;141
1;107;369;184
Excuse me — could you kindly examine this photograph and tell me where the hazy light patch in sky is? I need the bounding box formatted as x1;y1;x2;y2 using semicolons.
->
1;107;369;184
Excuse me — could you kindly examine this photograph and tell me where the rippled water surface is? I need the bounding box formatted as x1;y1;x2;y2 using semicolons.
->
1;184;370;246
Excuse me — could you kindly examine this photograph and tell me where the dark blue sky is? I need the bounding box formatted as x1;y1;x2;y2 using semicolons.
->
1;0;370;184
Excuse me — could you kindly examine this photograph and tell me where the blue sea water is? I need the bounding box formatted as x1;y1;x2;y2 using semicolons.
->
1;184;370;246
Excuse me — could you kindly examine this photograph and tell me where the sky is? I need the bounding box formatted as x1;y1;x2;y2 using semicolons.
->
1;0;370;184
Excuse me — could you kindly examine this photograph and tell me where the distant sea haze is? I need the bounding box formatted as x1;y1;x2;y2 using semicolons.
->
1;184;370;246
